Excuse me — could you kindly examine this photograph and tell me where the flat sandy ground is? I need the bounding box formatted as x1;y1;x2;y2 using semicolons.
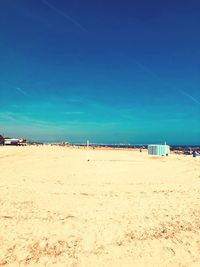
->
0;146;200;267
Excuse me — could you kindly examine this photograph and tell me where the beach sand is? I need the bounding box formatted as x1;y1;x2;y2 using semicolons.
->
0;145;200;267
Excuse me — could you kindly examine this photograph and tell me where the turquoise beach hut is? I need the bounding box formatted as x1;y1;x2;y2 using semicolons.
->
148;144;170;156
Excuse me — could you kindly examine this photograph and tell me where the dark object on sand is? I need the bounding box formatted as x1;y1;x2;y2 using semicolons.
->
184;147;192;155
192;151;197;158
0;135;4;145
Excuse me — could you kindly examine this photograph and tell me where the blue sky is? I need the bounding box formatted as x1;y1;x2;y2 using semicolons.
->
0;0;200;144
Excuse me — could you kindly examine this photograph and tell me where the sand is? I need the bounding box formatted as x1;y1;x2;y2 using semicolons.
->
0;145;200;267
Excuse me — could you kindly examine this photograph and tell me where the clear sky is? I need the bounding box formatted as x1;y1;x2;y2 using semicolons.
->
0;0;200;144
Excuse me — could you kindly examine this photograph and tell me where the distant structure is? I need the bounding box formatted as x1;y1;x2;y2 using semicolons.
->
4;138;26;146
148;144;170;156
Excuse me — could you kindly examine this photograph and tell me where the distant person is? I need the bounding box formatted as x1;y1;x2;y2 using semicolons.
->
192;151;197;158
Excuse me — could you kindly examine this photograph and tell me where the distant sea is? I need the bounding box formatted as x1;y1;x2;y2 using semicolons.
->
69;143;200;149
74;143;200;148
33;141;200;149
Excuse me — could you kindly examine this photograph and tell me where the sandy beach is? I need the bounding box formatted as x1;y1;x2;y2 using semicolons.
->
0;145;200;267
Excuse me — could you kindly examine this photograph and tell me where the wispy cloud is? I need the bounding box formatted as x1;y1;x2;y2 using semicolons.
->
41;0;87;32
0;110;120;133
0;112;16;121
176;87;200;106
60;111;85;115
133;60;200;106
15;87;29;97
0;111;65;129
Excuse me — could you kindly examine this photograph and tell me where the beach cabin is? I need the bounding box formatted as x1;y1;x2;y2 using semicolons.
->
148;144;170;156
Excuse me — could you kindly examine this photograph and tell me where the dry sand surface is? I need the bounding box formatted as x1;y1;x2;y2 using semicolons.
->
0;145;200;267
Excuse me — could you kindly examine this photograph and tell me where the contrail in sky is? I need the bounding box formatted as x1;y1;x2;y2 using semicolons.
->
15;87;28;96
41;0;87;32
175;87;200;105
133;60;200;106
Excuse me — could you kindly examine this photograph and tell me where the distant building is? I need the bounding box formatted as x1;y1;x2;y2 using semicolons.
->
148;144;170;156
4;138;20;145
4;138;26;146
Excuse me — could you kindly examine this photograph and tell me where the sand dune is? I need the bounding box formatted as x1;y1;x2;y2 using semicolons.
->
0;146;200;267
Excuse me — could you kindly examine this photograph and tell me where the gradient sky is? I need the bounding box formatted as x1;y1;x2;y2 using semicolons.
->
0;0;200;144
